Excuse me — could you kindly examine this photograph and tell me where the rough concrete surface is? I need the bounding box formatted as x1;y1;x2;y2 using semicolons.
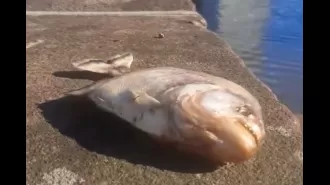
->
26;15;302;185
26;0;195;11
295;114;303;132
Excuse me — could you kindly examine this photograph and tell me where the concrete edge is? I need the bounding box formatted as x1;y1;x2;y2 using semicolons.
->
221;34;301;129
26;10;200;17
186;1;302;130
224;39;302;131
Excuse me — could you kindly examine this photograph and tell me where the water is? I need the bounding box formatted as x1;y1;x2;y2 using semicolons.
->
194;0;303;114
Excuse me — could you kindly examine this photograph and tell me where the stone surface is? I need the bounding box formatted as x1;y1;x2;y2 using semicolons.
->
26;0;195;11
295;114;303;132
26;15;302;185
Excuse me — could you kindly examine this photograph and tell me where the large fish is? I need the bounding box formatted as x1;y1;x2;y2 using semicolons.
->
67;53;265;164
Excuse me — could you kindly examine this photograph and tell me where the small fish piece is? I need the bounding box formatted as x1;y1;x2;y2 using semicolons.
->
67;53;266;164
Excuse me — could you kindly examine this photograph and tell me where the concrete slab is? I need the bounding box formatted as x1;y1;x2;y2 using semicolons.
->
26;0;195;11
26;15;302;185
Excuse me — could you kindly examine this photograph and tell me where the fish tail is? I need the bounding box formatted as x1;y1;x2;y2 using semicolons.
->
72;52;133;76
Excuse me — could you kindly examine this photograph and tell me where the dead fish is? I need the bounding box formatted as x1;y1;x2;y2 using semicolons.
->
67;53;266;164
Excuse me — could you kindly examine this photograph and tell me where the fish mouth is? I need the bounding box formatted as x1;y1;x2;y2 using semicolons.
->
234;104;265;146
236;113;264;146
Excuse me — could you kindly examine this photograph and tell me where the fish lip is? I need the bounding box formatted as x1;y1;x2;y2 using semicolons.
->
234;104;265;144
236;115;264;146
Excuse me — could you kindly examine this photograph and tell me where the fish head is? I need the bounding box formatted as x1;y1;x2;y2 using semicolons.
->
166;84;265;164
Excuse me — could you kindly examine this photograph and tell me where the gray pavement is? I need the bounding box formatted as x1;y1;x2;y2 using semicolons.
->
26;0;195;11
26;14;302;185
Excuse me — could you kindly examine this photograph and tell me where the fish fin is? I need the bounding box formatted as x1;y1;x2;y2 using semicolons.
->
72;52;133;76
106;52;133;68
72;59;110;74
128;91;162;109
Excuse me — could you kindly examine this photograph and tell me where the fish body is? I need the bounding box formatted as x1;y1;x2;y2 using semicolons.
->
68;53;265;164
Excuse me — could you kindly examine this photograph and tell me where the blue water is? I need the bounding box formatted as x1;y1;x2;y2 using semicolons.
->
194;0;303;114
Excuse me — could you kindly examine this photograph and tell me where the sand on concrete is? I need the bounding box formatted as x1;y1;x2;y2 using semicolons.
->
26;14;302;185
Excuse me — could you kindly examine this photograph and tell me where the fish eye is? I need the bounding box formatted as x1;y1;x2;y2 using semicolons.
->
235;104;254;117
